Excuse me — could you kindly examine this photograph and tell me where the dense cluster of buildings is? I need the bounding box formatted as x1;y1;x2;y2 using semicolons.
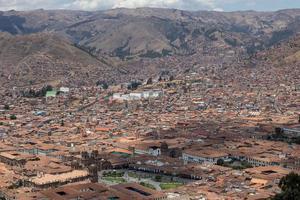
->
0;71;299;199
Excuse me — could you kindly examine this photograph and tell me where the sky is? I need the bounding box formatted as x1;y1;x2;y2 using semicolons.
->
0;0;299;12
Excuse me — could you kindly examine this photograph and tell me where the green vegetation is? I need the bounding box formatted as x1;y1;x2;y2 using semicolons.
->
268;128;300;145
127;81;142;90
154;175;162;182
272;172;300;200
140;50;162;58
230;161;253;170
113;38;130;59
140;182;156;190
103;177;126;183
217;158;225;166
204;28;219;41
10;114;17;120
159;182;183;190
102;171;126;183
128;172;140;179
103;171;124;177
96;80;109;89
45;90;57;98
224;37;238;47
217;158;252;170
269;30;293;46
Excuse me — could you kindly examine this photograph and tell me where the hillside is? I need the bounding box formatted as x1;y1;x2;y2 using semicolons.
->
0;32;115;88
0;8;300;88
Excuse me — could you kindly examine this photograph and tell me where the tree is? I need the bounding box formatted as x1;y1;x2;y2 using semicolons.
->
272;172;300;200
146;78;153;85
127;81;141;90
10;114;17;120
154;175;162;182
217;158;225;166
275;127;283;135
274;127;285;139
96;81;109;89
4;105;10;110
169;75;174;81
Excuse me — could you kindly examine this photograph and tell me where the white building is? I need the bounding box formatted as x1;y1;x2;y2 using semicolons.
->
59;87;70;93
182;150;228;164
134;145;161;157
129;92;143;100
112;90;163;101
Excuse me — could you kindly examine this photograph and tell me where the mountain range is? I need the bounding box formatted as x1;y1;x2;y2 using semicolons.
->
0;8;300;89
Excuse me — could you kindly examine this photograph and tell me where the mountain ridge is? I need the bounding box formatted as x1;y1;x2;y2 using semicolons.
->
0;7;300;88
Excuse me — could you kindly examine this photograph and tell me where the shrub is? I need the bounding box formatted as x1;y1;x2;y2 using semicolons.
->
10;115;17;120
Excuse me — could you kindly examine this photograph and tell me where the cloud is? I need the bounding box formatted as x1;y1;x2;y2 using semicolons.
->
0;0;70;10
0;0;298;11
112;0;217;10
70;0;114;10
69;0;219;11
213;8;224;12
0;0;220;11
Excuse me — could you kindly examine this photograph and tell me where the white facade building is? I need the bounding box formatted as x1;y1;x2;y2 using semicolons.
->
112;90;163;101
59;87;70;93
182;151;228;164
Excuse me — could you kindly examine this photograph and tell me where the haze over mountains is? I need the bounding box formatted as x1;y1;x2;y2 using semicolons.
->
0;8;300;88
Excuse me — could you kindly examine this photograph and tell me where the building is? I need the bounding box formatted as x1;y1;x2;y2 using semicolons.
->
281;127;300;137
244;155;281;167
39;182;127;200
59;87;70;93
134;145;161;157
112;90;163;101
38;182;167;200
0;151;36;167
25;170;90;189
112;183;167;200
182;149;229;164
